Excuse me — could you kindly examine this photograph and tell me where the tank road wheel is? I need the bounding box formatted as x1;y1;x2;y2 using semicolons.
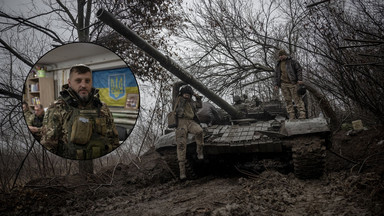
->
292;136;326;179
158;148;198;180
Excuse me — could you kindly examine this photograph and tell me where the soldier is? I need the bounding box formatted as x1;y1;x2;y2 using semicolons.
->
174;85;204;180
233;95;248;115
27;104;45;141
41;64;119;160
196;102;221;127
22;101;33;121
274;49;306;120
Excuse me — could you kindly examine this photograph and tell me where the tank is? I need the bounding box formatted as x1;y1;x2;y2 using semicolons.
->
97;9;331;179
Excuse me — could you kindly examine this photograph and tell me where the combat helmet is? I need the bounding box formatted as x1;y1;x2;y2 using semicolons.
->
233;95;242;104
180;85;194;95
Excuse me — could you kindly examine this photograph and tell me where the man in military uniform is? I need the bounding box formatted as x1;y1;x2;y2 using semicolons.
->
27;104;45;141
22;101;33;121
233;95;248;115
174;85;204;180
274;49;306;120
41;64;119;160
196;102;221;127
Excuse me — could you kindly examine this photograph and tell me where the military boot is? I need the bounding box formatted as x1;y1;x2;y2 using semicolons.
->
197;145;204;160
179;161;186;180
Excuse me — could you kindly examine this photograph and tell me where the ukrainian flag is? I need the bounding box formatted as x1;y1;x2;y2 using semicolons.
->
92;67;139;107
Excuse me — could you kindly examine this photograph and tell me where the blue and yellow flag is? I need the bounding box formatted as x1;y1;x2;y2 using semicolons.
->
92;68;139;107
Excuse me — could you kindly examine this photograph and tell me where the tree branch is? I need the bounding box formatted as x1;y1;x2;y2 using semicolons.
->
306;0;330;8
0;38;33;67
0;10;64;44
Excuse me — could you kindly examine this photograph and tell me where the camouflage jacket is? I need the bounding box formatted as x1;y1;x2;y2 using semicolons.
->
24;110;33;122
175;95;202;121
27;113;44;141
41;85;119;160
27;113;44;127
274;56;303;87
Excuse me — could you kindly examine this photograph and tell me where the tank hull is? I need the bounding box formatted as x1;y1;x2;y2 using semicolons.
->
155;117;330;179
155;117;329;153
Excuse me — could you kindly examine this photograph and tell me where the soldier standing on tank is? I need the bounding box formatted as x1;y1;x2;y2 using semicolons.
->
40;64;119;160
174;85;204;180
274;49;306;120
27;104;45;141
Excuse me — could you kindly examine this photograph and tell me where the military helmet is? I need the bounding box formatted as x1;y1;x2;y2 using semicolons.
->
233;95;241;103
278;49;288;56
180;85;193;95
297;84;307;96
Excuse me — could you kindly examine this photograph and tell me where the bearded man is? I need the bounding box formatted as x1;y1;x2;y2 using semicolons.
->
41;64;119;160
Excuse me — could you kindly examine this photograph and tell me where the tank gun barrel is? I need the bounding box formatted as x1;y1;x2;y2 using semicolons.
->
96;8;241;119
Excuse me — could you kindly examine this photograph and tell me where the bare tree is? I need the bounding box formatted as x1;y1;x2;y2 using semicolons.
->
303;0;384;123
177;0;284;102
95;0;183;82
178;0;383;126
0;0;184;189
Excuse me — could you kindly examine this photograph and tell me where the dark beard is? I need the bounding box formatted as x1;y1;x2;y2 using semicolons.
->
68;87;93;104
76;91;91;103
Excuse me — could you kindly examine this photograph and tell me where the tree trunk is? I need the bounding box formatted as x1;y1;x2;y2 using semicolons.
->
304;81;339;131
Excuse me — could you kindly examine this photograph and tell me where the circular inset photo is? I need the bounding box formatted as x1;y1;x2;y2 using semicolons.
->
22;42;140;160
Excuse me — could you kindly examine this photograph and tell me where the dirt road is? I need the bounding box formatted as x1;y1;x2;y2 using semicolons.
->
1;128;383;215
54;171;381;216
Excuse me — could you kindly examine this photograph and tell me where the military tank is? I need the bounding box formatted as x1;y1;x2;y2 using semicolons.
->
97;9;331;179
156;91;329;179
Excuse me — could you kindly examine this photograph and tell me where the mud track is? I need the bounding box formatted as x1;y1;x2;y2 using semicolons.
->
1;127;383;215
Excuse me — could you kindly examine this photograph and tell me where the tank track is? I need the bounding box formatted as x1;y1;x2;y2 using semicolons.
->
292;136;326;179
158;148;198;180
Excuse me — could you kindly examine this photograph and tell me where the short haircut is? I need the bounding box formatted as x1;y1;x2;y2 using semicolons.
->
69;64;92;78
35;104;44;110
22;101;29;106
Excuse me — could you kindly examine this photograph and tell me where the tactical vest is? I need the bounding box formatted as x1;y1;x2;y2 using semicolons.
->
176;96;197;120
59;90;112;160
32;115;44;127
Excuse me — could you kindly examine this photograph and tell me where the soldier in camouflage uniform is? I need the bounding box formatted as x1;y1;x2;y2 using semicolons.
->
41;64;119;160
196;102;221;127
233;95;248;116
174;85;204;180
22;101;33;122
27;104;45;141
274;49;306;120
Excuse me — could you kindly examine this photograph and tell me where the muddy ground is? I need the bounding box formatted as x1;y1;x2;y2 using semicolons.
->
1;126;384;216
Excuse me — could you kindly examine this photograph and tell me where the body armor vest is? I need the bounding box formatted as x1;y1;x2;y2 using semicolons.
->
59;90;112;160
